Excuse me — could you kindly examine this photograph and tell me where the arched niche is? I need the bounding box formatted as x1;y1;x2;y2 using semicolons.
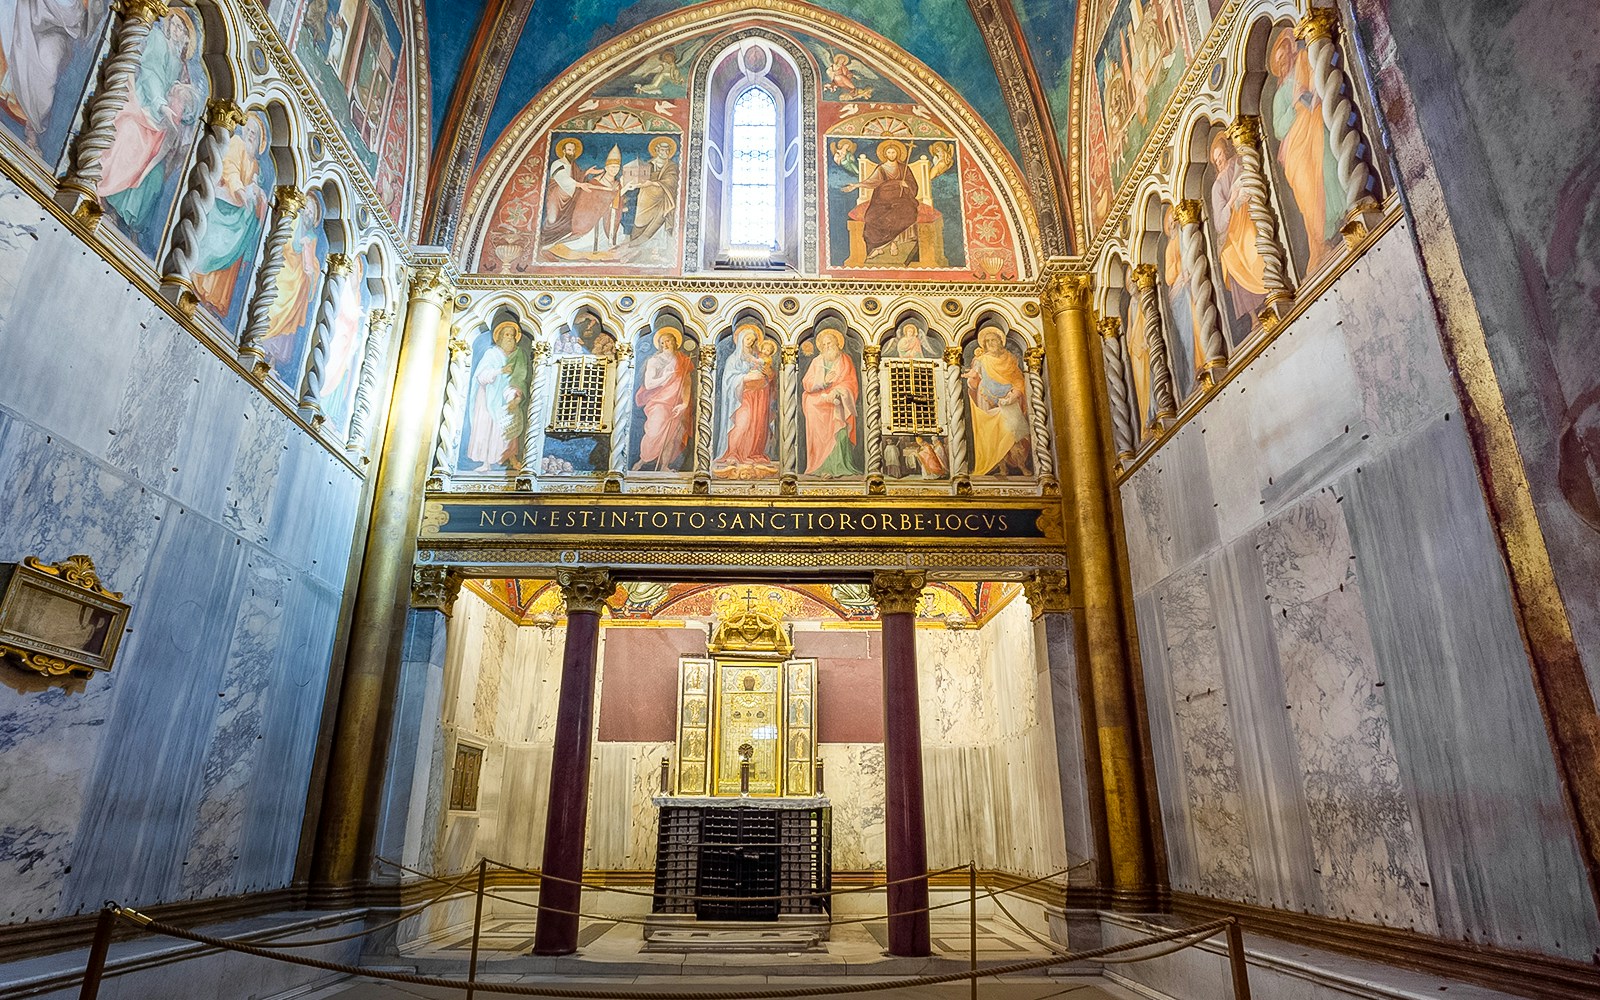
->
628;308;701;476
710;310;781;481
541;305;618;478
959;313;1035;480
457;307;538;478
878;310;951;483
795;311;865;480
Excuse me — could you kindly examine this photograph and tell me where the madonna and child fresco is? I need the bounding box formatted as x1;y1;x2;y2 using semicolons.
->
799;324;862;478
631;322;697;473
713;322;779;480
964;326;1033;477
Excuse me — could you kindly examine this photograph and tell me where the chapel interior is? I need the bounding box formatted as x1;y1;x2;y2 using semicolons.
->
0;1;1597;999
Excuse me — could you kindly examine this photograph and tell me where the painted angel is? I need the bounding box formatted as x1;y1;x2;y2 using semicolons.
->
631;50;684;95
821;50;874;101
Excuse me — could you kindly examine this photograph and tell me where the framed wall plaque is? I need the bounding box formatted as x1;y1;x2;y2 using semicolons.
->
0;556;129;679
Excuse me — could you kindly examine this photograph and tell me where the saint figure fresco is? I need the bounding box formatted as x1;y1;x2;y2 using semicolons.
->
319;256;369;434
1121;290;1156;434
294;0;401;169
0;0;108;161
1265;25;1349;276
461;320;531;473
1158;205;1198;399
964;326;1033;477
1206;130;1268;341
883;317;940;359
96;6;205;255
261;192;326;384
632;324;695;472
799;326;861;478
713;322;779;479
191;109;272;329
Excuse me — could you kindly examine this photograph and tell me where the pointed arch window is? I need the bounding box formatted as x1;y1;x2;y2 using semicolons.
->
728;87;779;249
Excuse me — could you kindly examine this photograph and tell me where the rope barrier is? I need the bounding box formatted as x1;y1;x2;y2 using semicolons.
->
105;906;1236;999
245;868;479;949
483;857;984;902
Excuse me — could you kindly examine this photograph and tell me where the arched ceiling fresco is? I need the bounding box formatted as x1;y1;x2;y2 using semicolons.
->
419;0;1081;252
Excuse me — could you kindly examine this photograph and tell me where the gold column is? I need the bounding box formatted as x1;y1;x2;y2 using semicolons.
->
312;265;456;889
1042;274;1151;905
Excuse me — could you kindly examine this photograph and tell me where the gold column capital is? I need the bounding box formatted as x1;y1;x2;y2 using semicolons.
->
1131;263;1158;290
203;97;247;131
1023;570;1071;619
408;266;455;307
942;345;963;367
367;308;393;332
1174;199;1204;227
115;0;170;23
1097;316;1123;340
410;566;461;616
557;568;615;615
781;344;799;367
612;342;634;364
1044;274;1093;314
1024;346;1046;373
863;345;881;370
869;570;926;616
446;334;470;361
1295;6;1339;43
531;341;551;364
1227;115;1263;149
325;252;354;277
274;185;307;214
700;344;719;370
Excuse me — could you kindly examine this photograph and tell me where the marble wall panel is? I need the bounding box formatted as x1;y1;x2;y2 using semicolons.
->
1039;612;1099;884
586;740;675;871
375;609;448;875
820;742;885;870
0;180;45;317
918;627;991;746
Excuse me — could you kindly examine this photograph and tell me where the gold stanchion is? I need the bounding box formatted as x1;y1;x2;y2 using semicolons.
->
968;862;977;1000
78;905;116;1000
1226;919;1252;999
467;859;487;1000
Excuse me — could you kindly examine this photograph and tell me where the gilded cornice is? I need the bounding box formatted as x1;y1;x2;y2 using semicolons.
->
459;0;1042;276
452;274;1045;297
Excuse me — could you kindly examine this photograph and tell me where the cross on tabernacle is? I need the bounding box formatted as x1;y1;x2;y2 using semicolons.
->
742;588;757;614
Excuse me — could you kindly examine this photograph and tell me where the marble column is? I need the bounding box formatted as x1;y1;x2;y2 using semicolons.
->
872;570;930;957
1296;8;1384;242
159;97;247;314
56;0;171;223
515;342;551;490
780;344;801;479
608;343;635;477
942;345;971;480
694;344;717;479
426;334;471;489
311;265;455;890
1041;275;1152;906
347;308;395;457
1226;116;1296;324
239;187;309;373
298;252;355;422
1130;264;1178;425
862;345;884;485
1097;318;1137;465
533;568;614;956
1173;200;1227;386
1023;347;1057;490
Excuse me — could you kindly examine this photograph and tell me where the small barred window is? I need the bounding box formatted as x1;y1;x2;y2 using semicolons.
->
885;360;941;433
449;744;484;812
549;355;611;432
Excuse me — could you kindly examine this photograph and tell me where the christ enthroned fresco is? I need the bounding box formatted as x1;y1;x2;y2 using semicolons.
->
827;134;961;269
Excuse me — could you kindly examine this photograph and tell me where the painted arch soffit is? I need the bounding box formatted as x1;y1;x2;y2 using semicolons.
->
454;0;1045;279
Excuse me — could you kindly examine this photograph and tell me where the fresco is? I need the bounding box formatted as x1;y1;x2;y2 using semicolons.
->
318;255;372;435
628;315;699;474
260;191;327;387
881;316;949;481
1012;0;1078;167
1156;204;1199;399
541;308;615;475
1203;127;1268;344
293;0;403;172
191;109;275;332
0;0;111;166
1261;22;1350;279
962;324;1033;477
797;319;864;479
96;5;207;259
712;319;780;480
478;100;686;274
593;37;707;99
826;126;961;271
1114;277;1156;436
1087;0;1213;221
458;318;534;474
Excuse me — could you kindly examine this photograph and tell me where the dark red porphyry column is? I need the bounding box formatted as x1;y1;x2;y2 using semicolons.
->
532;568;613;956
872;570;930;957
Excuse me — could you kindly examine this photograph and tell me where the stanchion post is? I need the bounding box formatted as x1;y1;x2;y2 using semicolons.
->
968;862;977;1000
1226;918;1252;1000
78;905;116;1000
467;858;487;1000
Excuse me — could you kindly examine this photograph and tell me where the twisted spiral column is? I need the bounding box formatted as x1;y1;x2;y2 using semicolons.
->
160;98;246;311
298;252;354;420
1227;116;1295;313
862;346;883;478
239;186;307;373
428;335;470;486
517;342;550;485
1098;318;1136;462
346;308;393;454
780;344;800;477
1132;264;1178;423
57;0;170;221
694;345;717;474
1174;199;1227;384
1023;347;1056;485
1297;8;1382;233
942;346;971;477
608;344;634;475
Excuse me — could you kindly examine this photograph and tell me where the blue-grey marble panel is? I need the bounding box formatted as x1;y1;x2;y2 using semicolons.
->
104;317;203;494
0;179;47;318
1343;416;1600;960
59;506;245;914
220;391;287;547
375;609;448;872
1038;612;1098;883
1134;589;1196;896
168;364;256;524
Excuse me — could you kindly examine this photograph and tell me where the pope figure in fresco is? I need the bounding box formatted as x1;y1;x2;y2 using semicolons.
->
1268;27;1347;272
633;325;695;472
801;327;860;477
964;326;1032;477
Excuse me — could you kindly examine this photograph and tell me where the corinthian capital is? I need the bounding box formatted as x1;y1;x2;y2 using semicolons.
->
870;570;926;617
1044;274;1093;314
203;97;247;130
1227;115;1263;149
411;566;462;616
557;568;615;615
1295;7;1339;43
116;0;170;23
408;266;455;307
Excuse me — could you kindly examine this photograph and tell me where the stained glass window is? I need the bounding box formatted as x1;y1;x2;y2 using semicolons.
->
729;87;778;248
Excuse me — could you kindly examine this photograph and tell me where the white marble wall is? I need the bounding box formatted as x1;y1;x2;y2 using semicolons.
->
1124;221;1600;959
0;177;363;922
